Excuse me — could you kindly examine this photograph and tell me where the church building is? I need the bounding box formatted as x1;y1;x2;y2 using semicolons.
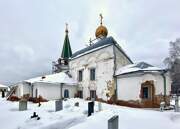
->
8;14;171;108
53;14;172;108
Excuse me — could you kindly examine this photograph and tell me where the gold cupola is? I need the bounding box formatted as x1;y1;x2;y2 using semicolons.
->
95;14;108;38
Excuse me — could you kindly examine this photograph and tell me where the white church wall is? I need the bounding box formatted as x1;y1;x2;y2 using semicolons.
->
32;83;77;100
114;46;132;70
117;76;141;101
33;82;61;100
22;82;31;96
14;83;23;97
96;57;114;99
62;85;77;98
70;45;115;100
14;82;30;97
117;73;172;101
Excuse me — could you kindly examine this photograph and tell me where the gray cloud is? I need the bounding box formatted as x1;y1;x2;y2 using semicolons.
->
0;0;180;85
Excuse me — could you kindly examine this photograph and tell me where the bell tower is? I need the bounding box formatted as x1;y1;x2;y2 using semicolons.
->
52;23;72;73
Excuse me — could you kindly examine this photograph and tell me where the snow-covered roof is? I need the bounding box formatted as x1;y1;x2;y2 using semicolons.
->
71;36;133;63
0;84;8;89
24;72;77;85
115;62;164;76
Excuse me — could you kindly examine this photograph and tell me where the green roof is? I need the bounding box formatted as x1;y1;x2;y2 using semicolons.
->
61;33;72;59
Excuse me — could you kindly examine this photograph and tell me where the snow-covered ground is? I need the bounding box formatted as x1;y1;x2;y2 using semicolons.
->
0;98;180;129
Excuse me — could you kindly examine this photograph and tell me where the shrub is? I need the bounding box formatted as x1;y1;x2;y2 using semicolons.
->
107;99;113;104
115;100;142;108
7;96;20;101
28;96;48;103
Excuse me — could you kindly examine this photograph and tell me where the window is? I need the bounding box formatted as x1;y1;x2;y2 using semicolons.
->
142;87;149;99
78;90;83;98
90;68;96;81
78;70;83;82
64;89;69;98
90;90;96;99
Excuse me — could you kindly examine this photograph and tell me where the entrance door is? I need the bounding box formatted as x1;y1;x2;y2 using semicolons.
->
142;87;149;99
64;89;69;98
140;81;155;107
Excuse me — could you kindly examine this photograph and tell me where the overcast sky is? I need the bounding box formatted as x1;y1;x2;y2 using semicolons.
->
0;0;180;85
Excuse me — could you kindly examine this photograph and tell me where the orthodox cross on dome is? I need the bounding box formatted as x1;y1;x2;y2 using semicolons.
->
95;14;108;38
65;23;68;34
100;13;103;25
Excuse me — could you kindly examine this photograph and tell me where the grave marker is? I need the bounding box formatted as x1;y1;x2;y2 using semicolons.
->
160;101;165;112
55;100;63;111
108;115;119;129
19;99;27;111
88;101;94;116
30;112;40;120
31;112;38;118
98;102;102;111
74;102;79;107
2;90;5;98
175;95;179;112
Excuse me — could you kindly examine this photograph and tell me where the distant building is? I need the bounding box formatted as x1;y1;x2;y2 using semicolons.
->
0;84;8;98
10;72;77;100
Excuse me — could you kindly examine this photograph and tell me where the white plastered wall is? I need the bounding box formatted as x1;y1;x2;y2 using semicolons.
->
32;82;77;100
33;82;61;100
14;82;31;97
62;85;77;98
117;73;171;101
114;46;132;69
69;45;115;100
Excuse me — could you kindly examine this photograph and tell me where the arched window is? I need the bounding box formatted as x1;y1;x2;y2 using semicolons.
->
64;89;69;98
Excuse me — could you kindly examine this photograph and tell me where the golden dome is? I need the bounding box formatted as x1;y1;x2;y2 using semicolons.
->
95;25;108;38
95;14;108;38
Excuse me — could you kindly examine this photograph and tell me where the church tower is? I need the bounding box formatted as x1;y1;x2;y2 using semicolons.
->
61;23;72;59
52;24;72;73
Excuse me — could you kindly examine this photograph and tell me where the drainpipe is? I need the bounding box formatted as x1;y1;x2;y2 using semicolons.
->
60;83;63;99
112;45;117;101
161;70;167;104
31;83;33;97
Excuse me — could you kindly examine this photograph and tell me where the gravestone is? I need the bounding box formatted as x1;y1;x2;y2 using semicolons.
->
2;90;5;98
74;102;79;107
108;115;119;129
160;101;165;112
88;101;94;116
30;112;40;120
175;95;179;112
31;112;38;118
19;100;27;111
55;100;63;111
98;102;102;111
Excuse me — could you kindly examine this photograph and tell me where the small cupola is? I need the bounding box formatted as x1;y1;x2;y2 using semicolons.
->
95;14;108;39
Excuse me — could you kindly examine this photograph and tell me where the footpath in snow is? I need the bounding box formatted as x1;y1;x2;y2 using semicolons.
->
0;98;180;129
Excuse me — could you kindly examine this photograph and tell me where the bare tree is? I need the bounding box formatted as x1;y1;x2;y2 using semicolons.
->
164;38;180;94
